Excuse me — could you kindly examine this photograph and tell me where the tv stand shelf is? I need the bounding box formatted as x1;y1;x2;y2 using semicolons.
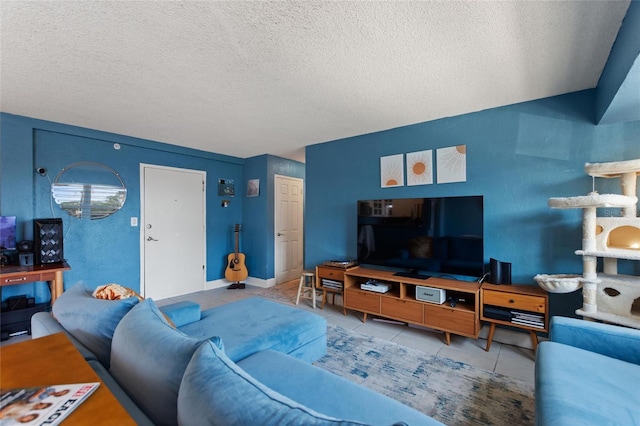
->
343;267;481;345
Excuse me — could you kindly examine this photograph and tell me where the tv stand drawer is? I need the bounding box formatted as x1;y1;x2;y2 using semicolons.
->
381;297;423;323
424;305;476;336
345;288;380;313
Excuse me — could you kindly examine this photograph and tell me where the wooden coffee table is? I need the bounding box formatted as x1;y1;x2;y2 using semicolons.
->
1;333;136;425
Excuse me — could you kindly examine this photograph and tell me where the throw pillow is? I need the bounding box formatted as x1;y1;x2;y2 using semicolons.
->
110;299;204;426
177;340;368;426
92;283;143;301
52;281;139;368
92;282;176;328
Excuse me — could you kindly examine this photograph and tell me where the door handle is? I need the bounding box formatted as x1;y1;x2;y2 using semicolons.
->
276;233;283;236
147;236;159;241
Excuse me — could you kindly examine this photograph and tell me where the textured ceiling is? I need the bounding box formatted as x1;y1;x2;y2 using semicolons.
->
0;1;631;162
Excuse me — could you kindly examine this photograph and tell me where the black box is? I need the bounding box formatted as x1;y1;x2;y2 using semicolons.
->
0;303;48;340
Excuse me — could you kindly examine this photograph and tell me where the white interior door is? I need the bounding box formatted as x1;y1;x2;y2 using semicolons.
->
275;175;304;284
141;164;206;299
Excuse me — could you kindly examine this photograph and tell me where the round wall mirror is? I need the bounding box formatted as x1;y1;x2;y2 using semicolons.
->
51;162;127;220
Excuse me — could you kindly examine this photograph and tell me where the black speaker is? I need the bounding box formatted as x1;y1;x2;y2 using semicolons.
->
489;258;502;284
34;218;63;265
17;240;34;253
489;258;512;285
501;262;512;285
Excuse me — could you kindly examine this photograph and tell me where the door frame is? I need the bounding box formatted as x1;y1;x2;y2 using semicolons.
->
139;163;207;297
273;174;304;285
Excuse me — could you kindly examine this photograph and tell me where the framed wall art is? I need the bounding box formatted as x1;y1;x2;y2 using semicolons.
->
380;154;404;188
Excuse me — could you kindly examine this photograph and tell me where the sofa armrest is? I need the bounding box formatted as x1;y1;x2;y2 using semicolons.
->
159;301;201;327
31;311;66;338
550;316;640;365
31;312;98;361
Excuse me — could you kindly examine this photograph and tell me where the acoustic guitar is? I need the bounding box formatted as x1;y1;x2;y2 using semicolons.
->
225;224;248;288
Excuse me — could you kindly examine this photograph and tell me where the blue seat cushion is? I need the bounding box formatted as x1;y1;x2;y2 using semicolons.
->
177;297;327;362
536;341;640;425
239;349;443;426
52;281;139;368
159;300;201;327
178;340;371;426
110;299;206;426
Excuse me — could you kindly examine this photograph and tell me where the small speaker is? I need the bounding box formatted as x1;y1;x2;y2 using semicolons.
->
489;258;512;285
34;218;63;265
489;258;502;284
17;240;34;253
19;252;34;266
501;262;512;285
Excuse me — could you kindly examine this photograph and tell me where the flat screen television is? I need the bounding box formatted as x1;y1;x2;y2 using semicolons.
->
0;216;17;250
357;196;484;280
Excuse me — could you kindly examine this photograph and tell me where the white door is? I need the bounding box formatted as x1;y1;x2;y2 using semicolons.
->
275;175;304;284
141;164;206;299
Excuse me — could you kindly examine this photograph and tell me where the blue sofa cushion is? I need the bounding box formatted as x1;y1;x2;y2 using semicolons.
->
177;297;327;362
110;299;205;426
159;300;202;327
52;281;139;368
239;349;443;426
536;341;640;425
178;340;370;426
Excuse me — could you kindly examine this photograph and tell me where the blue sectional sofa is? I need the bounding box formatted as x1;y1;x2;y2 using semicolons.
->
535;316;640;425
32;282;442;426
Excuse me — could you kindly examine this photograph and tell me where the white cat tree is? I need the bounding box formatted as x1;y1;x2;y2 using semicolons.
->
535;158;640;329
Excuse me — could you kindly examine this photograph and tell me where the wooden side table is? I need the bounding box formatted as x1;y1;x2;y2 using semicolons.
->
480;283;548;351
0;261;71;304
1;333;135;425
315;264;358;314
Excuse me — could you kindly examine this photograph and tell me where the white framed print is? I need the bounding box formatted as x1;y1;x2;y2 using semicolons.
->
380;154;404;188
406;149;433;186
437;145;467;184
247;179;260;197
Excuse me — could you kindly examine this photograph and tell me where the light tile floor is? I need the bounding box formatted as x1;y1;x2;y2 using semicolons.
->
2;283;536;385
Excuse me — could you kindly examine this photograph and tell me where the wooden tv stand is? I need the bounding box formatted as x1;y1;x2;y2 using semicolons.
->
343;267;481;345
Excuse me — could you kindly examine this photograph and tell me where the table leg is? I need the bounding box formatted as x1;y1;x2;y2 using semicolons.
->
444;332;451;345
51;270;64;305
530;331;539;351
485;323;496;352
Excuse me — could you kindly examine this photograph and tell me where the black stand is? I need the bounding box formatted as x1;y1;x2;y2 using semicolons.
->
227;282;245;290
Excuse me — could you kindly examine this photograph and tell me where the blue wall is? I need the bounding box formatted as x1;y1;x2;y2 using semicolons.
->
0;115;305;301
0;113;245;302
305;90;640;317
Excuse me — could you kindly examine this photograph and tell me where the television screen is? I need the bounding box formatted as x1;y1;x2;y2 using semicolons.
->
0;216;17;250
357;196;484;279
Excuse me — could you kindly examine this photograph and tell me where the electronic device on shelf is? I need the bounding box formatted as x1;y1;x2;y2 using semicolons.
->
360;279;390;293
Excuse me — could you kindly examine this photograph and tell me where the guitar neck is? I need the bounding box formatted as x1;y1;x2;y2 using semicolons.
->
234;225;240;258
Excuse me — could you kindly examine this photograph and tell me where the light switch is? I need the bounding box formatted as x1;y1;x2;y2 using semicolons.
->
131;217;138;227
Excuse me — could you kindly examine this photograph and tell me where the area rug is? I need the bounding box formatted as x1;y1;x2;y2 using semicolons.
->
255;279;306;304
316;325;535;426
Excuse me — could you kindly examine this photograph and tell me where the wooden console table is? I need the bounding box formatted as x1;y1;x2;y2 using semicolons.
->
0;261;70;304
1;332;135;425
343;267;481;345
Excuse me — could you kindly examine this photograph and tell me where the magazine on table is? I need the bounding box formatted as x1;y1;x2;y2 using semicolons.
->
0;382;99;426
